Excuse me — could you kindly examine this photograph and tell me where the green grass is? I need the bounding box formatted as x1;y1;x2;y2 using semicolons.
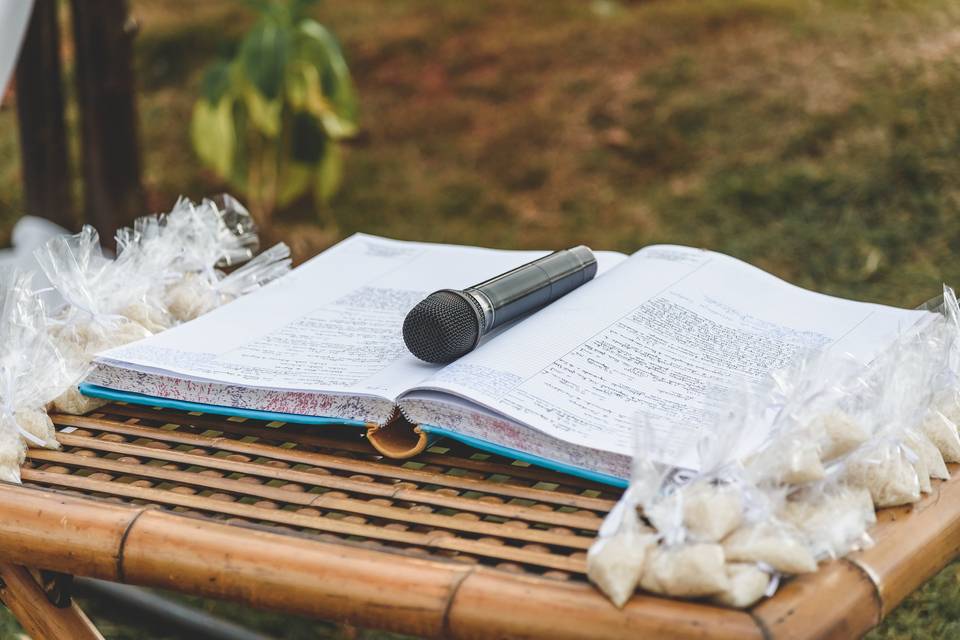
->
3;0;960;636
867;563;960;640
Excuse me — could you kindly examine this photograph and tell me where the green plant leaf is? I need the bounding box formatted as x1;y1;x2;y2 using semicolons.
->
290;111;326;164
320;110;357;139
285;60;312;112
243;85;282;138
296;20;359;128
240;20;291;101
314;141;343;204
276;160;313;208
191;97;237;179
200;60;234;105
191;2;355;211
287;60;357;138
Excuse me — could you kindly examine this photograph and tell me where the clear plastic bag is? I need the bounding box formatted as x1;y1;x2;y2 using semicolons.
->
639;402;780;605
214;242;292;299
162;195;258;274
586;487;657;607
906;313;953;488
722;518;818;574
918;286;960;462
0;270;79;482
644;410;748;544
164;242;291;323
34;226;155;415
744;339;937;508
843;441;921;507
212;193;259;262
723;348;885;575
587;411;744;605
117;195;288;324
921;403;960;463
639;542;730;598
779;479;876;561
744;350;872;485
841;331;942;507
903;318;948;423
710;562;773;609
34;225;156;341
660;479;743;543
589;301;953;608
631;413;742;600
113;216;178;332
718;478;819;576
586;416;664;607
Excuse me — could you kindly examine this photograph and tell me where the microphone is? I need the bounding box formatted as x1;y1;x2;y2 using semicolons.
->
403;246;597;364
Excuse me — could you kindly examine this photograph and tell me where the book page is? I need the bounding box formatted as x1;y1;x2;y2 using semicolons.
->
97;233;627;403
403;245;930;469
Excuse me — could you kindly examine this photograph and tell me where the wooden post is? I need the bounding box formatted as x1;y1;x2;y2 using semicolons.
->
0;564;104;640
15;0;74;230
69;0;144;243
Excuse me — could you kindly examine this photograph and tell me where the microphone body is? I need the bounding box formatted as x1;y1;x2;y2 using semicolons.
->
403;246;597;364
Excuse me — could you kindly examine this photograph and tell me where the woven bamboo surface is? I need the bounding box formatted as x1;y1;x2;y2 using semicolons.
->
0;403;957;638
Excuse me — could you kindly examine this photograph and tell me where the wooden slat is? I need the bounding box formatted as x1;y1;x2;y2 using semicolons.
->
447;567;764;640
0;482;140;579
0;483;765;639
92;405;614;491
42;434;602;531
120;508;760;640
91;404;374;444
114;504;471;639
22;469;585;573
750;560;880;639
28;449;592;550
14;407;960;638
93;406;375;452
13;408;960;638
55;415;615;511
0;483;469;638
0;564;104;640
847;469;960;617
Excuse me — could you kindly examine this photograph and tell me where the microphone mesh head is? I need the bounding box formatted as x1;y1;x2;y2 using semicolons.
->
403;290;482;363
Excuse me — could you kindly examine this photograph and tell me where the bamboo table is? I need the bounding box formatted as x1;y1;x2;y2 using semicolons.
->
0;404;958;639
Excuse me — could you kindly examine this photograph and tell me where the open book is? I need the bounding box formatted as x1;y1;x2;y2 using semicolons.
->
84;234;928;486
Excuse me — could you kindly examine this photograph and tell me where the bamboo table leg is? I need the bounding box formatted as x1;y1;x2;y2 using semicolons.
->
0;564;104;640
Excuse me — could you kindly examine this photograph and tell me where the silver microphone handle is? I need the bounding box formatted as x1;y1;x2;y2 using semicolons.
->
465;245;597;331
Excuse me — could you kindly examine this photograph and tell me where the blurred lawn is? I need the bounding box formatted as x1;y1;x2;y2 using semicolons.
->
2;0;960;637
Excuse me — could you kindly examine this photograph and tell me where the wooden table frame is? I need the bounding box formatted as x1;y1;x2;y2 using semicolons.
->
0;565;102;639
0;404;958;639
